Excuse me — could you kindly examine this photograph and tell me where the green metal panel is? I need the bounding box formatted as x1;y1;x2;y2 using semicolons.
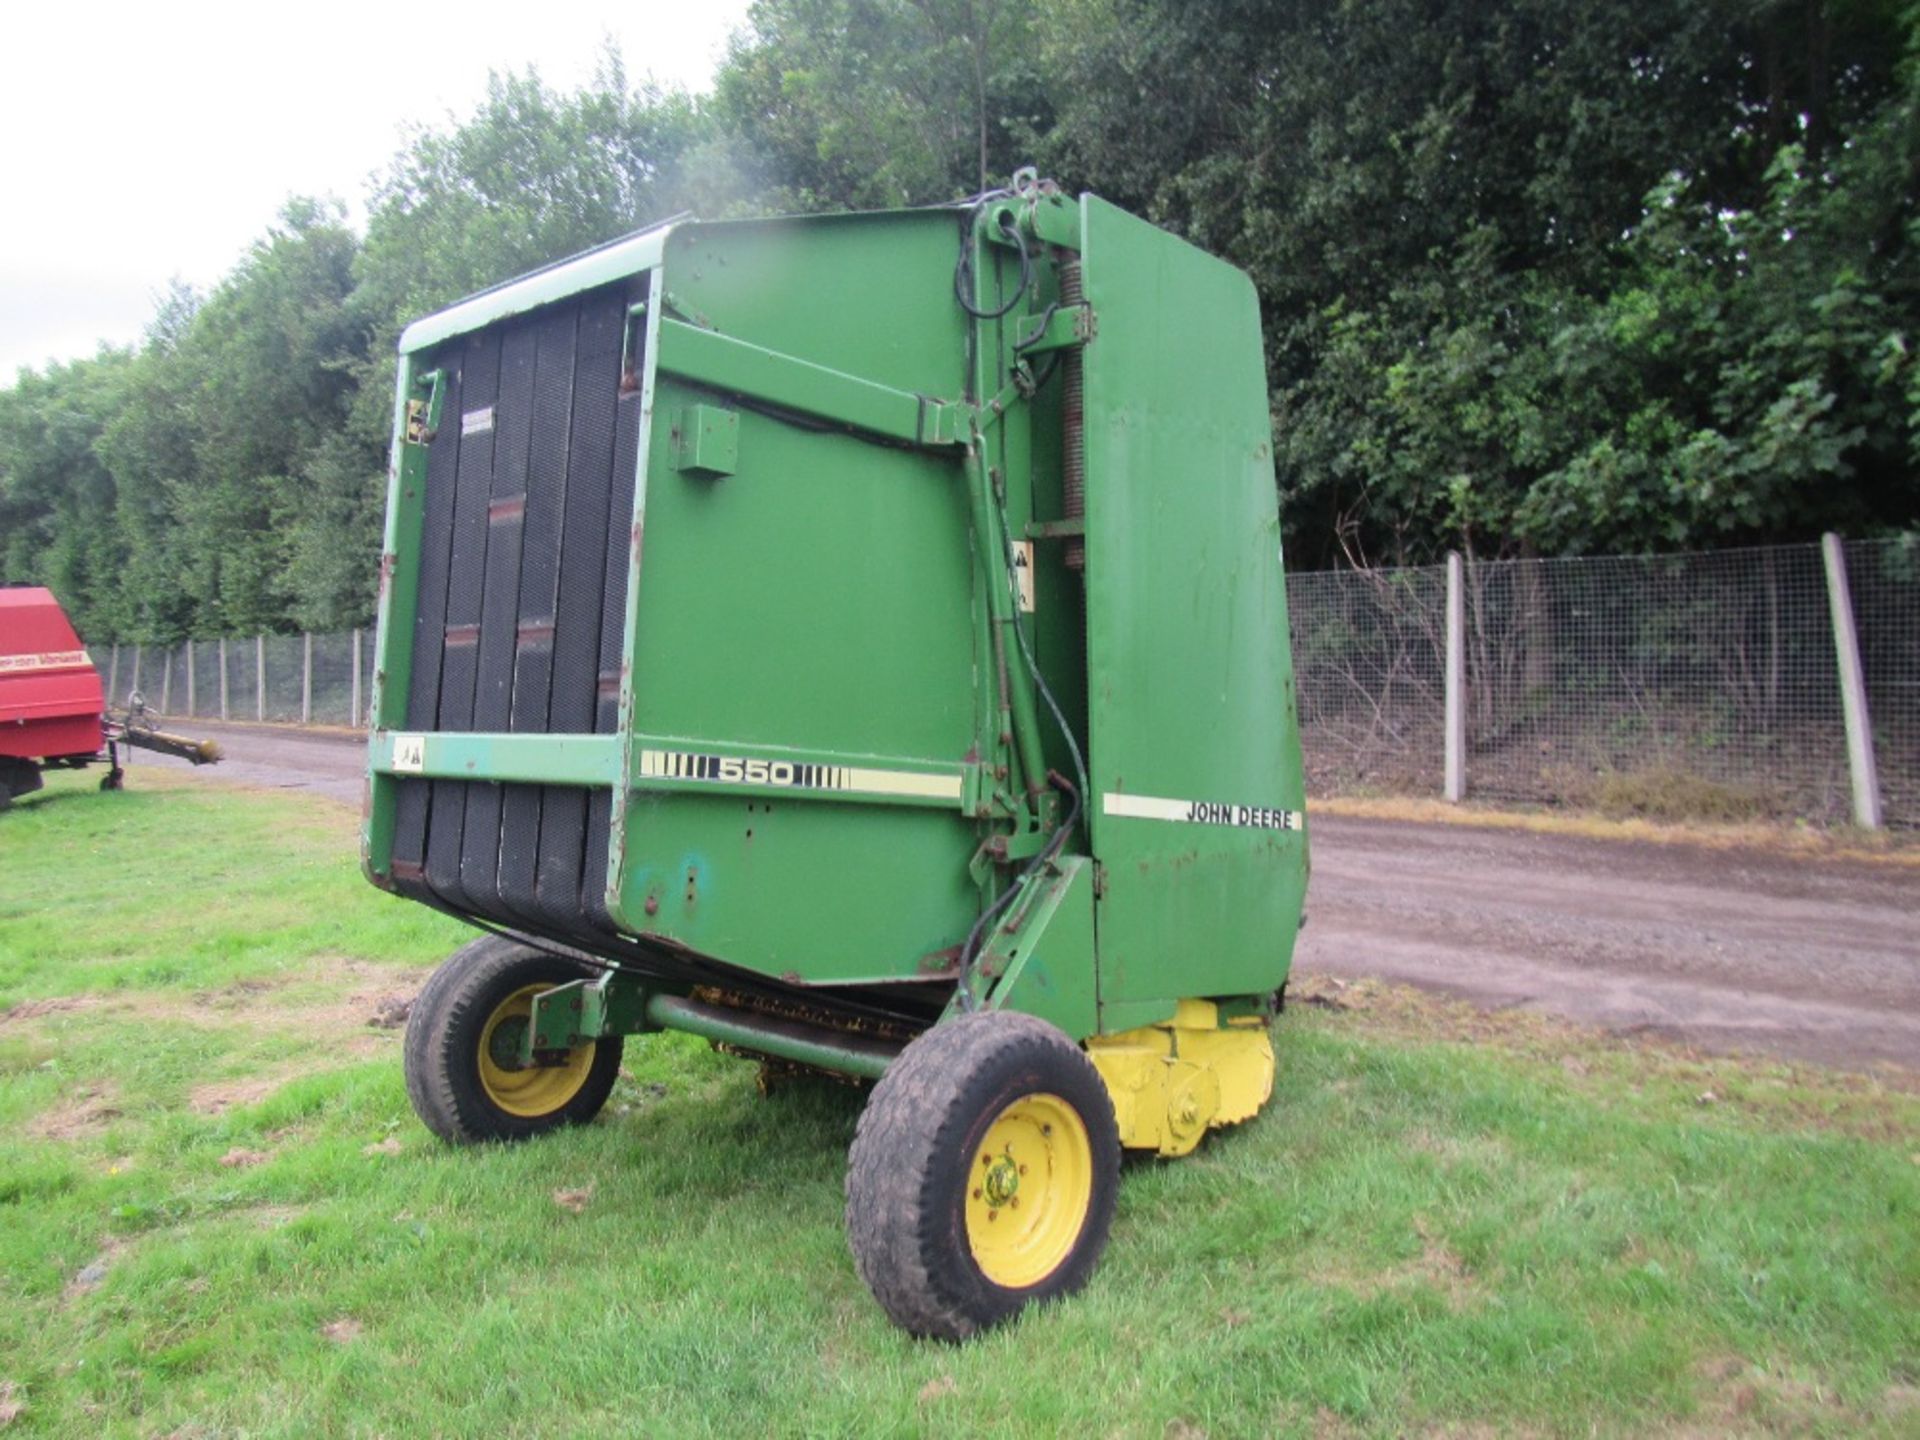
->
1076;197;1309;1021
603;216;989;983
361;353;440;883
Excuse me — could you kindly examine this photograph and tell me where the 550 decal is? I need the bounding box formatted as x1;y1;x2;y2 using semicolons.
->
639;748;962;802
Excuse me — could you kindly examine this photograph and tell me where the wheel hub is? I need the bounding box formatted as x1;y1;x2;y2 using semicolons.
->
963;1092;1094;1288
487;1015;529;1070
476;985;597;1117
983;1153;1020;1206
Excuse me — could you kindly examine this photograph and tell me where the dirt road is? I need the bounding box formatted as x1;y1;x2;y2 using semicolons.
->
160;720;1920;1071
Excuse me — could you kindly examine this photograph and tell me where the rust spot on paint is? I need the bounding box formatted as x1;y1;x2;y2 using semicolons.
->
918;946;963;976
444;624;480;647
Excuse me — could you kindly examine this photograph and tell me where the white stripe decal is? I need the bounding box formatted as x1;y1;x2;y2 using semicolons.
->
0;649;91;674
637;749;961;801
1104;791;1303;832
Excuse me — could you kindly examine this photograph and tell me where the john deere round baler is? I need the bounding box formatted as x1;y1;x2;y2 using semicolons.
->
366;176;1309;1338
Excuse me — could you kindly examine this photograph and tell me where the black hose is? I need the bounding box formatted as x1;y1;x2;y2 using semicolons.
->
954;208;1032;321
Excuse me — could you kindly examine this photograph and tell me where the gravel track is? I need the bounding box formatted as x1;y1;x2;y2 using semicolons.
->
159;719;1920;1071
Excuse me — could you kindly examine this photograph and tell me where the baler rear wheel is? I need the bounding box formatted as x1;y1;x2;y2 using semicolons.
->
844;1011;1120;1340
403;934;623;1144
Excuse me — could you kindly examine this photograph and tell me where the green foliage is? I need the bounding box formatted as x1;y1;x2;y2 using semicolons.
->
714;0;1049;208
3;7;1918;637
1031;0;1920;561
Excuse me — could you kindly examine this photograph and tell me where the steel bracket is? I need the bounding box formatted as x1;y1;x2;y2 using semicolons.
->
1015;303;1095;356
522;971;654;1062
404;368;446;446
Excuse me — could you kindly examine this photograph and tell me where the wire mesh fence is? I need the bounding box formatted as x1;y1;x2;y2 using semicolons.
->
1846;536;1920;826
102;631;375;728
1286;538;1915;826
1287;565;1448;796
89;535;1917;827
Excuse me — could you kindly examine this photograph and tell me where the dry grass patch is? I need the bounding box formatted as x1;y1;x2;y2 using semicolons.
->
1302;1216;1481;1313
27;1081;122;1141
1312;793;1920;868
0;995;103;1027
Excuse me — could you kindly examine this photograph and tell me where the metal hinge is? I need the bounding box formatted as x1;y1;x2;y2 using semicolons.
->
1015;303;1095;356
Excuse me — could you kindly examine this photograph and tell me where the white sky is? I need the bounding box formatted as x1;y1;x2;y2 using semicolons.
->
0;0;753;383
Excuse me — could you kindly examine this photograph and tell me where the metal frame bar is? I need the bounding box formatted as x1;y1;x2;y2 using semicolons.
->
368;729;970;810
361;357;446;878
1822;532;1883;829
655;318;966;449
1445;550;1465;803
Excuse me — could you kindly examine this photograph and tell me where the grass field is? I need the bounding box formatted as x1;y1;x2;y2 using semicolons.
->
1;769;1916;1437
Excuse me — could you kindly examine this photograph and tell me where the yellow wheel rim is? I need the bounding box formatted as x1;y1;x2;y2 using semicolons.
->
476;985;596;1118
964;1092;1093;1289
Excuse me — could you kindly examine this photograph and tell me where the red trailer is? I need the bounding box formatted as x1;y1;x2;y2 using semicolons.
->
0;587;105;804
0;586;219;808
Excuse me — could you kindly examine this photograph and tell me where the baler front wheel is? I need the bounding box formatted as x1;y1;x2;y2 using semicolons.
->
845;1011;1120;1340
403;934;623;1144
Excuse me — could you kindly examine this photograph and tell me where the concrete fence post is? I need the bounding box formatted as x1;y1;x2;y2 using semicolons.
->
351;628;363;729
256;635;266;723
1444;551;1465;803
131;644;142;705
218;638;229;721
108;643;120;705
301;632;313;725
185;644;196;719
1821;533;1883;829
159;647;172;714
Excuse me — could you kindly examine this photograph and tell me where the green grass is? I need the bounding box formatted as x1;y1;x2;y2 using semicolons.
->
1;770;1916;1437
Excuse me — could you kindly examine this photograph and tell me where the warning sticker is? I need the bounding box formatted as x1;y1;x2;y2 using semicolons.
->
461;406;495;437
391;734;426;774
1103;792;1303;831
1012;541;1035;613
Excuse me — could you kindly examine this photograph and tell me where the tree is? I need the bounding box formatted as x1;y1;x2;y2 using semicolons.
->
715;0;1050;207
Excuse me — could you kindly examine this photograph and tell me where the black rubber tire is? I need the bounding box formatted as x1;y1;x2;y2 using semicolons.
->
845;1011;1121;1340
0;757;40;807
403;933;624;1144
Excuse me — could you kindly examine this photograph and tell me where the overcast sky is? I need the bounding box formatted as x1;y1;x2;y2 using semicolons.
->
0;0;752;383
